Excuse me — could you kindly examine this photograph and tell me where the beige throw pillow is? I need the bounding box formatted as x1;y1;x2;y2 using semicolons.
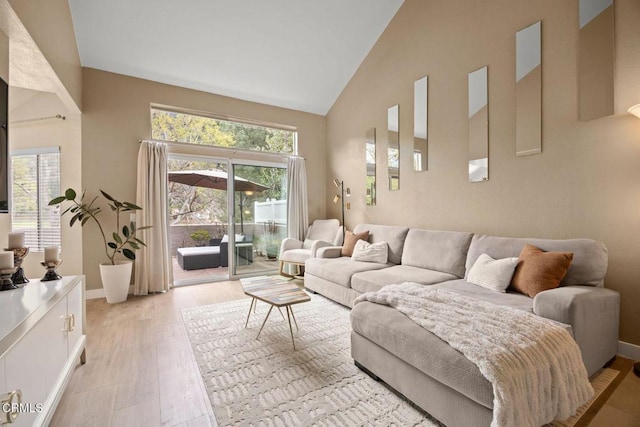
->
351;240;388;264
467;253;519;292
341;230;369;257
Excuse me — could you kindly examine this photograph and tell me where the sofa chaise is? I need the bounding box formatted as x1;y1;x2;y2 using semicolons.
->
176;234;253;270
304;224;620;427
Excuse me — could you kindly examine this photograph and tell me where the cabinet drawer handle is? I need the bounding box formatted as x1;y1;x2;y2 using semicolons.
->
61;314;74;332
1;389;22;424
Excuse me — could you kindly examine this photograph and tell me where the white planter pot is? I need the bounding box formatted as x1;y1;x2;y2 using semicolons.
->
100;261;133;304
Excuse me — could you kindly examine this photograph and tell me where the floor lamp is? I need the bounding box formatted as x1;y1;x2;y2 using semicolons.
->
629;102;640;378
333;178;350;243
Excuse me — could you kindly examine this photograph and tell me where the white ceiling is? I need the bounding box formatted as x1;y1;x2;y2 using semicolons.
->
68;0;404;115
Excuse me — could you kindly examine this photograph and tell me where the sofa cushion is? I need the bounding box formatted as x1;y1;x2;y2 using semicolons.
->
177;246;220;256
351;265;457;294
351;288;573;411
510;244;573;297
432;279;535;312
304;256;390;288
466;235;607;287
401;229;473;278
280;248;311;264
354;224;409;265
351;300;494;409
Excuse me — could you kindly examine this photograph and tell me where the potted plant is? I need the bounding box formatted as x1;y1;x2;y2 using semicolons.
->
190;229;211;247
49;188;151;303
261;220;281;260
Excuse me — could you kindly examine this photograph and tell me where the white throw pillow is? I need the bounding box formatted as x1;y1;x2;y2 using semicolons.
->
235;233;245;242
467;253;519;292
351;240;388;264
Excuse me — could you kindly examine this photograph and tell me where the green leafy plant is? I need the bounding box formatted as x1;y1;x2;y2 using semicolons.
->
49;188;151;265
190;229;211;247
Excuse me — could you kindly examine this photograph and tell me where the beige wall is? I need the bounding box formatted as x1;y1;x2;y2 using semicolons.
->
82;68;327;291
8;0;82;109
326;0;640;345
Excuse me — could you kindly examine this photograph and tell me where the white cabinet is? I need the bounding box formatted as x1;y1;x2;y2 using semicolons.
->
0;276;86;426
66;282;84;359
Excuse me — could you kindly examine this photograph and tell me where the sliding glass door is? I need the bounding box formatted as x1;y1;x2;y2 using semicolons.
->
167;156;287;285
231;163;287;277
168;155;230;286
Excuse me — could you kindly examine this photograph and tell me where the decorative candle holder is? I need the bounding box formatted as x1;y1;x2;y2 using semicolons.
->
0;267;18;291
41;260;63;282
5;247;29;285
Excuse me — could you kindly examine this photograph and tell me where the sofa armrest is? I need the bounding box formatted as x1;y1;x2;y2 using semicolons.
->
316;246;343;258
309;240;332;257
533;286;620;375
279;238;303;256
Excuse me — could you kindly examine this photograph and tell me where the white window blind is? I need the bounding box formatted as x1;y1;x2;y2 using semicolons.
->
11;147;61;251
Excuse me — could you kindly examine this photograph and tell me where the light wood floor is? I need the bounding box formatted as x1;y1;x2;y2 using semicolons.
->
51;280;640;427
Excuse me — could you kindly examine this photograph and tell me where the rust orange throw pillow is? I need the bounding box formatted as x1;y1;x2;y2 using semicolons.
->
342;230;370;257
510;244;573;297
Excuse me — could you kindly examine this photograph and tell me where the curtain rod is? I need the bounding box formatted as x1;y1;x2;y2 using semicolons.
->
11;114;66;125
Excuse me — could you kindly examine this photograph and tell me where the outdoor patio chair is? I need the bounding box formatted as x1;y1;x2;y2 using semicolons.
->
220;234;254;267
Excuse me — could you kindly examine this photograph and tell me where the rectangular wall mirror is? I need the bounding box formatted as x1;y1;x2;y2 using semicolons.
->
468;66;488;183
578;0;614;121
365;127;376;206
388;104;400;190
414;76;428;172
516;21;542;156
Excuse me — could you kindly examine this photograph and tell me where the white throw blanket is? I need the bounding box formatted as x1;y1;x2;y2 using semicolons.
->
354;282;594;427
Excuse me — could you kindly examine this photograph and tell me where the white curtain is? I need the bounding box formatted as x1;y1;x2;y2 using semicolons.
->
134;140;172;294
286;157;308;240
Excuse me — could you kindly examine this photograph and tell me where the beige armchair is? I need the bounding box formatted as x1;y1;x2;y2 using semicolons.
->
279;219;343;278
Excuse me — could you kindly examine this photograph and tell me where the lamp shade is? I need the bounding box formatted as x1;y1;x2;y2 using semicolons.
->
629;103;640;118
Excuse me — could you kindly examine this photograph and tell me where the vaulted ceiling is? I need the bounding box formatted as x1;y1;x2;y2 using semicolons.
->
68;0;404;115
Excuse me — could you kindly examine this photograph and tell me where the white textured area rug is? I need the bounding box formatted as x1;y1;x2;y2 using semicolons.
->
182;294;439;426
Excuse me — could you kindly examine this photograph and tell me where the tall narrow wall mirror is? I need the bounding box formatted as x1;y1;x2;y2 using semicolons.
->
516;21;542;156
366;127;376;206
468;66;489;182
414;76;428;172
578;0;614;121
388;104;400;190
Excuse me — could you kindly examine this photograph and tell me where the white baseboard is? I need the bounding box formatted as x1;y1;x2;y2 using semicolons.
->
618;340;640;361
86;285;134;300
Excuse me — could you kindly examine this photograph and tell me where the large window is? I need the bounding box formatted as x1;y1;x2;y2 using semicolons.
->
11;147;61;251
151;107;296;154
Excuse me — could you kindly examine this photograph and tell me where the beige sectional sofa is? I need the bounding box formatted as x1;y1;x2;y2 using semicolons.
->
304;224;620;427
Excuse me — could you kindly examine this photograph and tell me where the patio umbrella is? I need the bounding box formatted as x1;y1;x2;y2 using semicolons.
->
168;169;269;232
167;170;269;192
